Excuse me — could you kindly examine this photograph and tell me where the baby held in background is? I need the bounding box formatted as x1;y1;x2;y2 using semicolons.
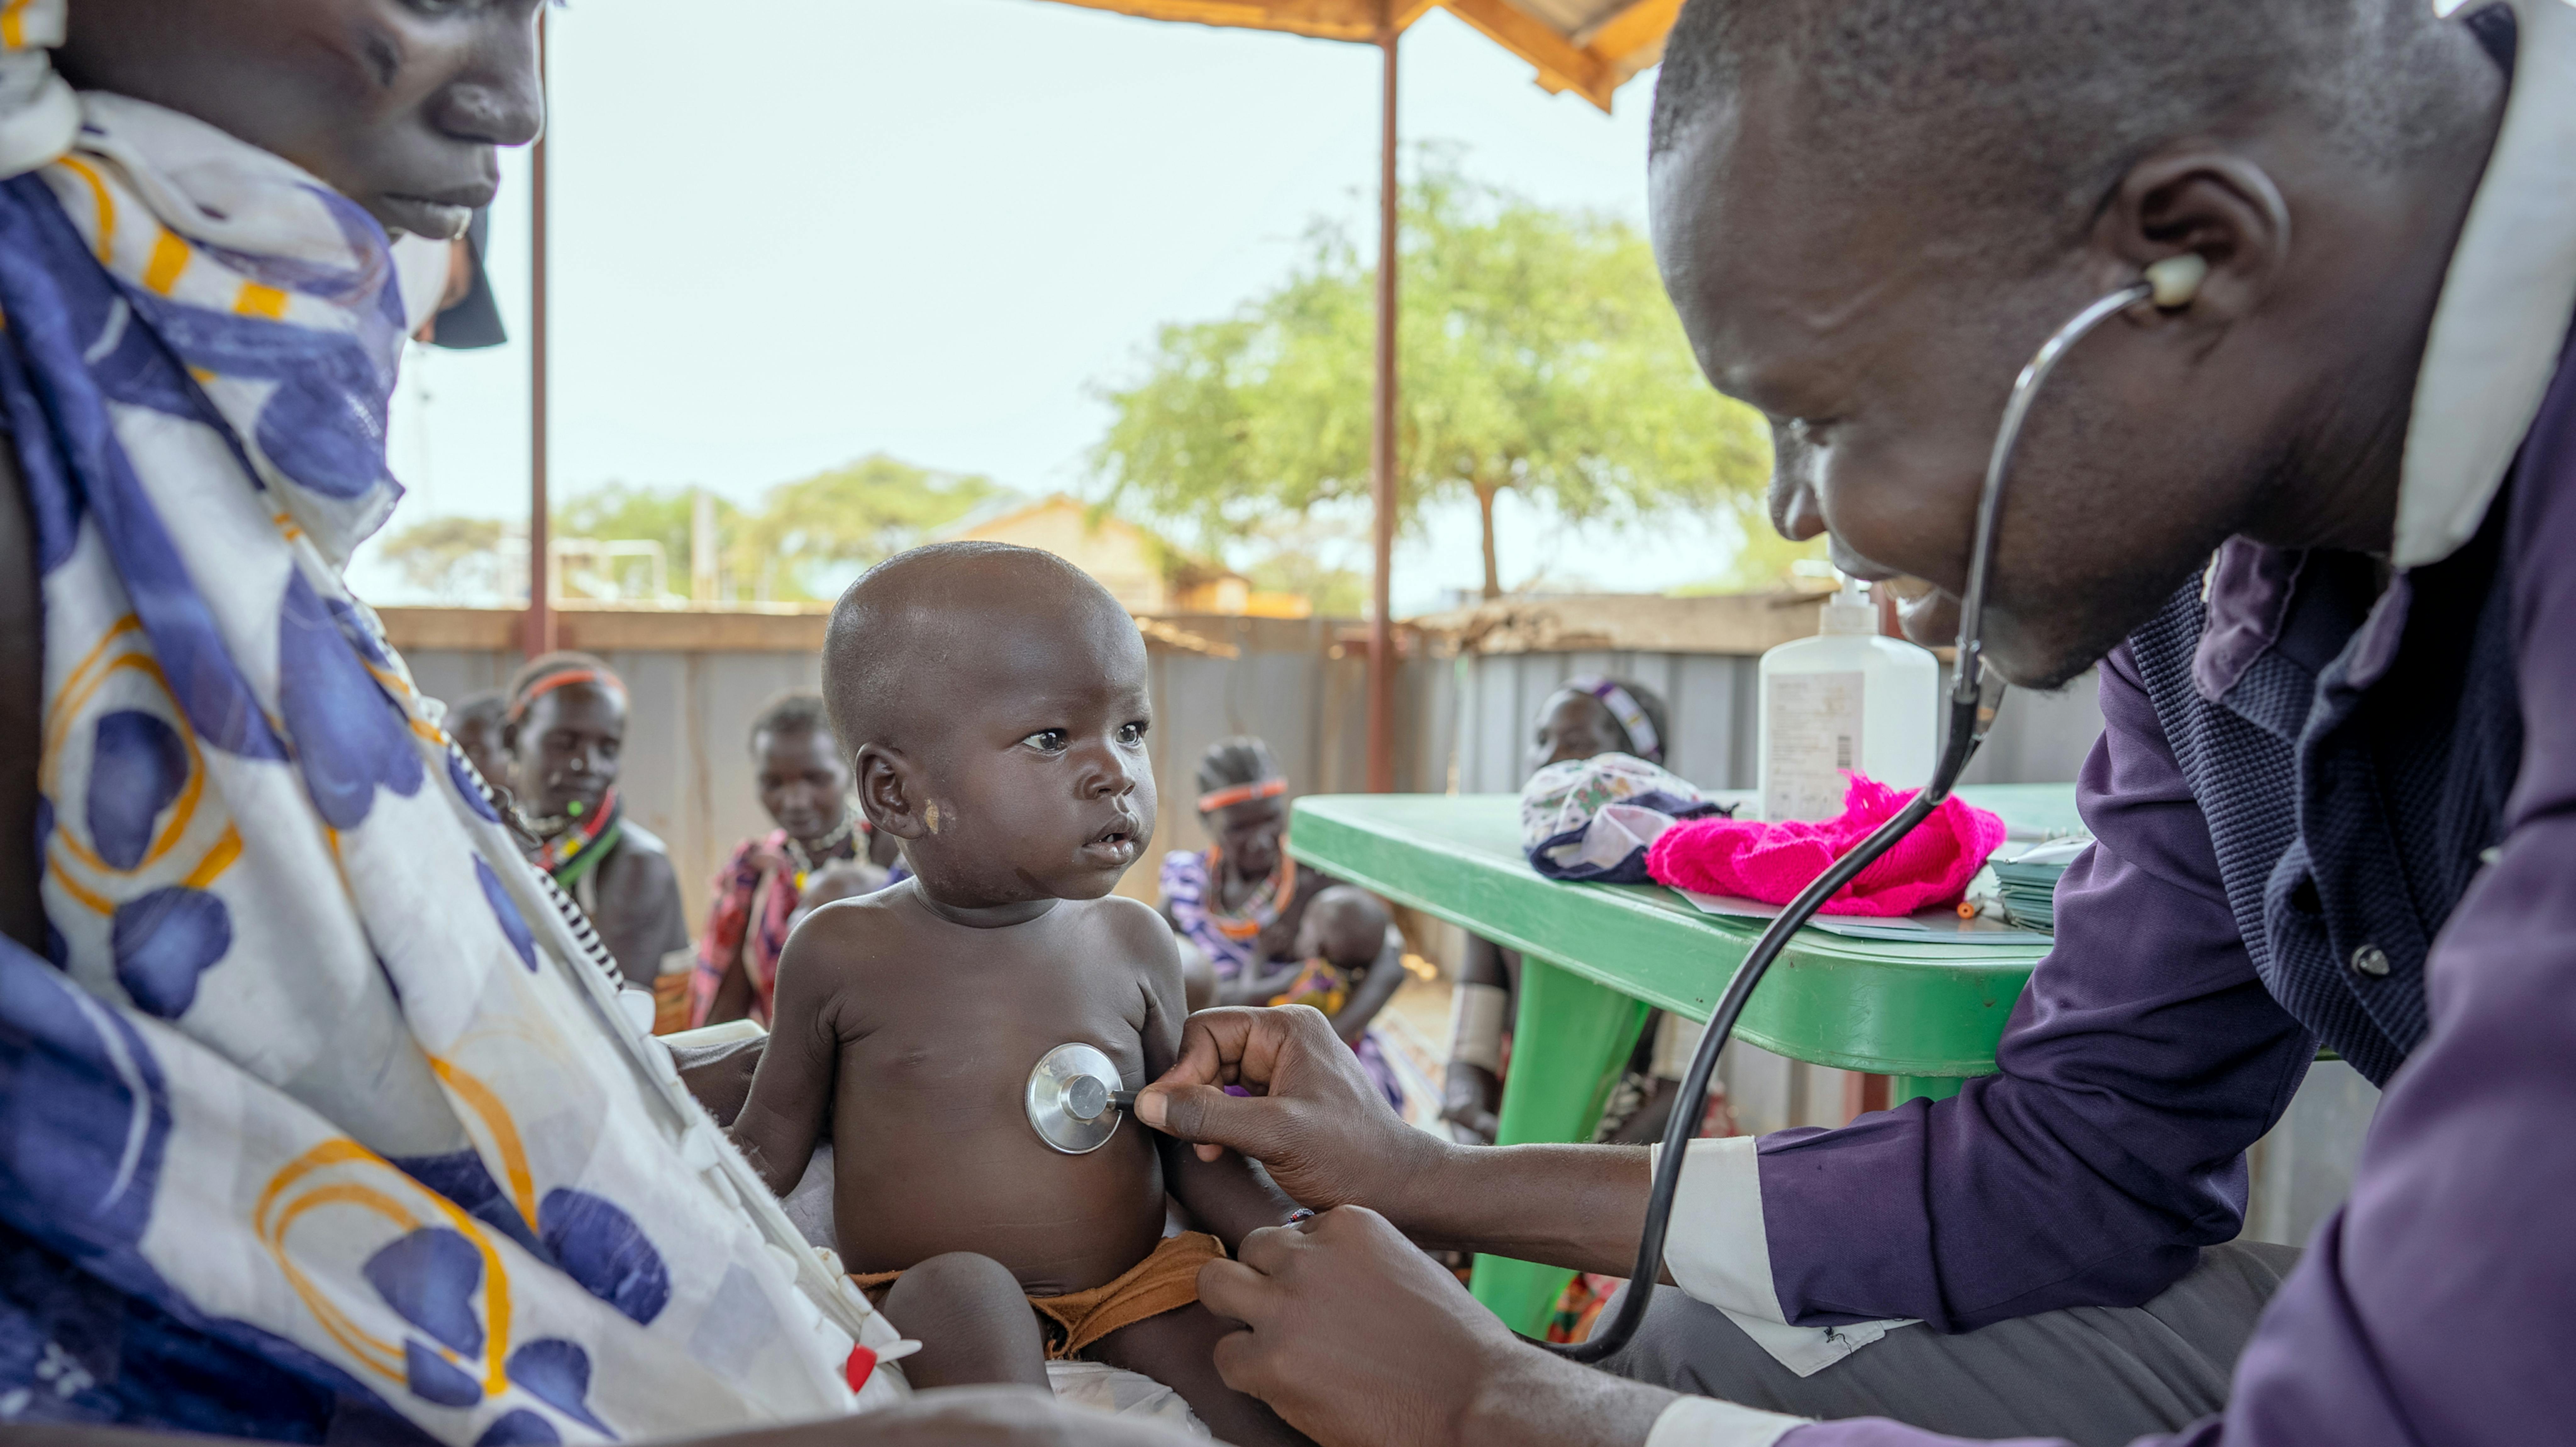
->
726;542;1305;1445
1242;885;1409;1103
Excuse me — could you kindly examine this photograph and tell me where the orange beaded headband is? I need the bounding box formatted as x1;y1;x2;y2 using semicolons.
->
506;667;626;724
1197;776;1287;813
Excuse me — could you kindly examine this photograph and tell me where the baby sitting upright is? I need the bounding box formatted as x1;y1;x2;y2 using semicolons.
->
727;541;1303;1444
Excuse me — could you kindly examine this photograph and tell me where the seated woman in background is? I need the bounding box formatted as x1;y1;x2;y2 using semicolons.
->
505;652;692;1002
1444;676;1717;1147
1159;737;1409;1110
693;691;883;1029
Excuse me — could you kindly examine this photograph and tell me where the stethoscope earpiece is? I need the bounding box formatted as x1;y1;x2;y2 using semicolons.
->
2144;252;2209;309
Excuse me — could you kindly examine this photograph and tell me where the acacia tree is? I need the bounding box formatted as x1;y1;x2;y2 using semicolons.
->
1090;157;1771;599
727;454;999;600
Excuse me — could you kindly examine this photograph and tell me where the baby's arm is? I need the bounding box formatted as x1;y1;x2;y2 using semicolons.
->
1326;925;1409;1044
1214;958;1304;1009
724;915;848;1198
1124;904;1300;1248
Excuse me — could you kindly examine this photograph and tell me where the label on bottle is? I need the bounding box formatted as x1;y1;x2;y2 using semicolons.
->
1765;671;1864;821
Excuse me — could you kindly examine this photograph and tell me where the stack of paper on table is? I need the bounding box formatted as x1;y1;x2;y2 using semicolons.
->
1983;837;2092;933
1669;887;2057;945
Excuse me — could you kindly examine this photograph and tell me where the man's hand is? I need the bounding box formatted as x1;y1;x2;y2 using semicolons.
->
1197;1208;1677;1447
1197;1207;1515;1447
1134;1005;1452;1215
1141;1006;1661;1275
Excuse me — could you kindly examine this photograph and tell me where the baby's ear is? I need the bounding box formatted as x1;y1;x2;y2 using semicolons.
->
855;745;926;841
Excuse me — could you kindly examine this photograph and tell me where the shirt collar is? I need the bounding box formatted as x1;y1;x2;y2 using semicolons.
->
2394;0;2576;568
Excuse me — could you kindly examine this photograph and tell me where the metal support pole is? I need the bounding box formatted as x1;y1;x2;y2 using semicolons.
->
523;9;556;660
1365;22;1399;793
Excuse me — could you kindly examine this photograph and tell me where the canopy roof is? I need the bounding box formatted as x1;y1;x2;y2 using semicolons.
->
1032;0;1678;109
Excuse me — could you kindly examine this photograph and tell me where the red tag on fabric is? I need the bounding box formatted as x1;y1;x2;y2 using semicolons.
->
844;1345;878;1393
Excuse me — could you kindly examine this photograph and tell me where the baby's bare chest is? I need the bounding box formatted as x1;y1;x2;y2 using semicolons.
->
834;954;1155;1115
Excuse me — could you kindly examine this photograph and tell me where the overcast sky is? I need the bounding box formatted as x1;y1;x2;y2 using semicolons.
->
356;0;1758;612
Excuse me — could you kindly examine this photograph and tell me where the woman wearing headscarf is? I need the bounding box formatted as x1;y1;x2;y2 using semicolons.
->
1442;677;1712;1147
0;5;1158;1442
691;690;888;1029
502;651;692;1012
1158;737;1410;1111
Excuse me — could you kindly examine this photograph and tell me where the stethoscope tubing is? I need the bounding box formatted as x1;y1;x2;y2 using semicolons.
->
1540;279;2153;1364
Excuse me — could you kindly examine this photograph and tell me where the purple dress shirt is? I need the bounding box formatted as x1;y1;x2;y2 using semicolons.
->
1768;216;2576;1447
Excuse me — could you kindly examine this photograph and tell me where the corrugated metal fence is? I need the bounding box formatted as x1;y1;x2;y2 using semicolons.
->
380;600;2107;929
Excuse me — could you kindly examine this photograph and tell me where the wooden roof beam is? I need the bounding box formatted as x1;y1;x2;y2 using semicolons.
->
1437;0;1614;108
1578;0;1679;75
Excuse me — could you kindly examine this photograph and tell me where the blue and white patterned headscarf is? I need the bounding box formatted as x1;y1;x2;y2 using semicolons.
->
0;11;905;1439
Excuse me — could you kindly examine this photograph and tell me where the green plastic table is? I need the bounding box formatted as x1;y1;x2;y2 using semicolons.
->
1286;786;2079;1336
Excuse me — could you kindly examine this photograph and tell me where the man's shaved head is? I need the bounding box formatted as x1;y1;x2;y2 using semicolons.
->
824;541;1131;752
1644;0;2506;688
1652;0;2482;271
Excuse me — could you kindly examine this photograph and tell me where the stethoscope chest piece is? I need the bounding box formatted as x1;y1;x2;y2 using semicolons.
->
1026;1042;1125;1155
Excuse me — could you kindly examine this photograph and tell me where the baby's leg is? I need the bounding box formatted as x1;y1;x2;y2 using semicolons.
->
879;1252;1050;1391
1087;1302;1310;1445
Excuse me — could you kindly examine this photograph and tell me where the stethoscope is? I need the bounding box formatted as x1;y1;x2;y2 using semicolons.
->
1549;251;2210;1363
1019;251;2212;1363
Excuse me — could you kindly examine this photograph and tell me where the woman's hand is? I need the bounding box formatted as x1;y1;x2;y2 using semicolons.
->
1196;1209;1677;1447
669;1031;766;1127
1135;1006;1453;1217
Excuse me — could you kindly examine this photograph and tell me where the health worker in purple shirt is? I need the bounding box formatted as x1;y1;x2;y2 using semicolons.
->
1132;2;2576;1446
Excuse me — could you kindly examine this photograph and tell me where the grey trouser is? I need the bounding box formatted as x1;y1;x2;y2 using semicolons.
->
1598;1242;2303;1447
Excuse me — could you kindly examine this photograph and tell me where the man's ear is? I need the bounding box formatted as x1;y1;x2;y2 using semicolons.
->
856;744;925;841
2095;146;2292;323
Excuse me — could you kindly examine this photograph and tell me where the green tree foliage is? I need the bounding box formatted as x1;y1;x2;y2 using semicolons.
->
729;454;1001;602
1671;496;1833;594
372;453;1000;604
1090;155;1772;599
552;482;740;600
556;483;738;575
380;515;508;597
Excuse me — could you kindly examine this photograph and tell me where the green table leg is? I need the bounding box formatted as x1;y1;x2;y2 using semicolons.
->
1891;1075;1965;1104
1469;956;1651;1336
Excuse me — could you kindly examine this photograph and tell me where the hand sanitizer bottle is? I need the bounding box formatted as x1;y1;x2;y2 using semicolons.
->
1757;577;1940;821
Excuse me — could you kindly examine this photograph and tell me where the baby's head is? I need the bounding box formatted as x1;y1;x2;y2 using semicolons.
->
825;542;1156;909
1295;885;1390;969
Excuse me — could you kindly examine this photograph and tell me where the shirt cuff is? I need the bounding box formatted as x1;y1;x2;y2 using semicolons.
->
1653;1135;1920;1378
1653;1135;1788;1320
1644;1395;1807;1447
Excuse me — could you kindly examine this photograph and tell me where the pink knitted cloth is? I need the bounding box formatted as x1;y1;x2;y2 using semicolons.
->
1645;775;2008;917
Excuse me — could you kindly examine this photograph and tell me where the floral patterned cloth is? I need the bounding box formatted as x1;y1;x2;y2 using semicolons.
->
0;60;901;1441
